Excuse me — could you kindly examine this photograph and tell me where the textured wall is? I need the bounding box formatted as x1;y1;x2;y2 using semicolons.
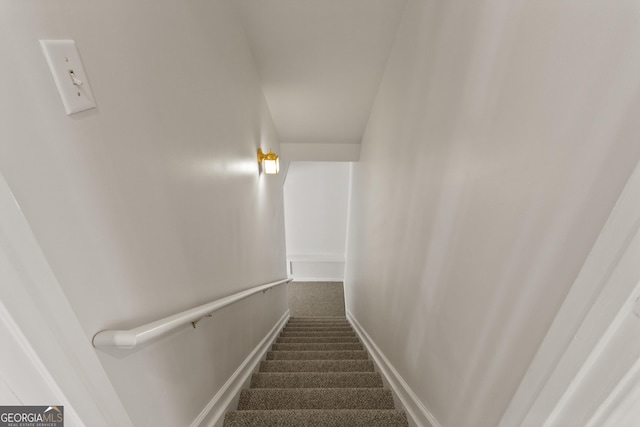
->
344;0;640;426
0;1;287;425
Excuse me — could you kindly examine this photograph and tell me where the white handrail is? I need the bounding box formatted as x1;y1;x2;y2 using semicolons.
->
92;277;292;349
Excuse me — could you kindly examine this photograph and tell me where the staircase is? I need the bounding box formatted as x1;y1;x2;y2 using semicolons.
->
223;316;409;426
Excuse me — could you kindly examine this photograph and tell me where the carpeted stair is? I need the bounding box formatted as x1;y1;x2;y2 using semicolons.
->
223;316;408;427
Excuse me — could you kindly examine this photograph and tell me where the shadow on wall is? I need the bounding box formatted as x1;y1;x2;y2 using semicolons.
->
288;282;346;317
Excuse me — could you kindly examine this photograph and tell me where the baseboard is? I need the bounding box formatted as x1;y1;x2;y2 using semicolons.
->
190;310;290;427
347;311;441;427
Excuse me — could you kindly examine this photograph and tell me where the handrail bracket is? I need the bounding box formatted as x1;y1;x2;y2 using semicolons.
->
191;314;213;328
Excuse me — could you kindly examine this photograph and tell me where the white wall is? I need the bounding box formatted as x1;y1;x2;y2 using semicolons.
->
284;162;350;280
0;1;287;425
344;1;640;426
498;158;640;426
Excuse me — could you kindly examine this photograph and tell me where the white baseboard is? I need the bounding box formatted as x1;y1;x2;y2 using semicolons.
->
347;311;441;427
190;310;290;427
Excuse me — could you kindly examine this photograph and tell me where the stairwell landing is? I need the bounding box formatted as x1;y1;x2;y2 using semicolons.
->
223;316;409;426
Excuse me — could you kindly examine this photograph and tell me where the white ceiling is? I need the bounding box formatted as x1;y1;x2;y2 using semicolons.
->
237;0;407;146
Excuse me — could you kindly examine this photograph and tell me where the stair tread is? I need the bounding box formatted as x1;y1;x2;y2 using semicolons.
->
260;359;374;372
286;321;351;325
284;325;352;328
266;350;368;360
272;343;364;351
276;337;360;343
282;327;353;333
280;331;356;337
286;325;351;328
224;409;409;427
238;388;395;410
250;372;383;388
282;328;354;333
283;327;353;330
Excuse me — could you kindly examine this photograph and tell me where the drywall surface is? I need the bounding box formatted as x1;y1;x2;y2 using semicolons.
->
344;1;640;426
237;0;407;146
0;1;287;425
284;162;350;280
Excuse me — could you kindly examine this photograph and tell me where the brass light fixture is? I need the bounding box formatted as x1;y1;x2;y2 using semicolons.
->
257;148;280;175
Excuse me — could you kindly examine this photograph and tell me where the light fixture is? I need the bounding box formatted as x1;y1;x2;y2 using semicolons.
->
257;148;280;175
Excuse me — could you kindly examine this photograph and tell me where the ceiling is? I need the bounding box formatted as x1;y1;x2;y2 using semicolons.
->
237;0;407;147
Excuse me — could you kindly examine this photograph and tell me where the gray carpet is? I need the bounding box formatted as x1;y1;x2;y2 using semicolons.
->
287;282;346;317
223;317;408;427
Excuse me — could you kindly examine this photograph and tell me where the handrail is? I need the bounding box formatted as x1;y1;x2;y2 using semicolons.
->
92;277;292;349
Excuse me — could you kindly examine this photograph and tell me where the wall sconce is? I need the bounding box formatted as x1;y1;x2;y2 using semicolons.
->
257;148;280;175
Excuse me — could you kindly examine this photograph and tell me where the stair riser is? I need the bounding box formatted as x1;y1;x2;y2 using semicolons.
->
250;372;384;389
266;350;368;360
287;322;350;325
280;331;356;337
282;327;354;332
223;410;409;427
260;360;374;372
272;343;364;351
287;323;350;326
284;324;352;327
285;325;353;332
286;325;351;327
238;388;395;410
276;337;360;343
